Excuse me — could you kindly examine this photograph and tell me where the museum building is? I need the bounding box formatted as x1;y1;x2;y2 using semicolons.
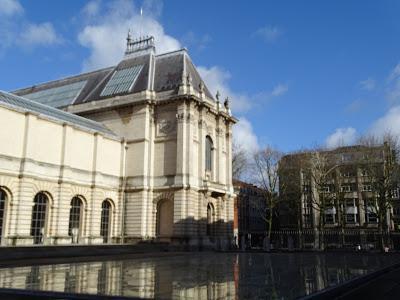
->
0;34;237;247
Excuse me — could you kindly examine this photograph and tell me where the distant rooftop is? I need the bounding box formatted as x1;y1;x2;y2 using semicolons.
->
12;35;214;109
0;90;117;137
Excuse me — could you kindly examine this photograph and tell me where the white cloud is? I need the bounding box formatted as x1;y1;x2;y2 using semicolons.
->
253;25;283;43
369;106;400;137
325;127;357;149
78;0;181;70
345;99;363;113
359;78;375;91
197;66;253;113
198;66;288;114
82;0;101;18
182;31;211;51
271;83;288;97
386;63;400;104
233;117;259;155
0;0;23;16
19;22;61;46
0;1;61;54
389;63;400;81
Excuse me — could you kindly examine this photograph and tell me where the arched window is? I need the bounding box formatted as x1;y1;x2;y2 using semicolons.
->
31;192;48;244
69;197;83;244
0;188;7;243
100;200;112;243
205;136;213;172
207;203;215;236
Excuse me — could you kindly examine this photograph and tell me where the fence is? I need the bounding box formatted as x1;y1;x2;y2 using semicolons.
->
265;229;400;251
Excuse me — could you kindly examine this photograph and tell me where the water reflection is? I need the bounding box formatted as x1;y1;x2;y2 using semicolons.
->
0;253;399;299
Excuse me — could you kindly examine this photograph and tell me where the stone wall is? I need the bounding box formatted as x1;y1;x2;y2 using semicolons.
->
0;105;124;246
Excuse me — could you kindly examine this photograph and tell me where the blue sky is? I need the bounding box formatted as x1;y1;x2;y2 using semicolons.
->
1;0;400;153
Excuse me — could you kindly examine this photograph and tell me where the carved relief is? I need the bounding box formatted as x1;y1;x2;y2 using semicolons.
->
215;128;223;136
198;119;206;128
176;112;193;123
157;118;176;136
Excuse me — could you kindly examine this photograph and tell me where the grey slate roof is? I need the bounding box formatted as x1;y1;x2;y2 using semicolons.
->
0;90;117;137
13;48;214;108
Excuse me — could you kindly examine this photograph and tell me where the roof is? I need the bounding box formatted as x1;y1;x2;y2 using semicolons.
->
12;44;214;109
0;90;117;137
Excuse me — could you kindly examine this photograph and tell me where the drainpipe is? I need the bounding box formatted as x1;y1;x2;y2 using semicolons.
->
120;139;128;244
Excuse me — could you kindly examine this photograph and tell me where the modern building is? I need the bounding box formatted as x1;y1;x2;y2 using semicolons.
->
278;144;400;241
233;180;268;248
0;34;237;247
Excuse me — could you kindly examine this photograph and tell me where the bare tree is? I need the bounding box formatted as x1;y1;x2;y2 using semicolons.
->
252;146;283;238
357;134;400;249
232;141;249;180
302;150;338;248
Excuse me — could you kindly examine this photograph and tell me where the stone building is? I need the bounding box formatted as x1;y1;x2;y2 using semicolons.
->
0;35;237;247
233;180;268;248
279;144;400;235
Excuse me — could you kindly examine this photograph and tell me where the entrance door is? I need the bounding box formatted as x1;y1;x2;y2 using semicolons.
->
156;200;174;237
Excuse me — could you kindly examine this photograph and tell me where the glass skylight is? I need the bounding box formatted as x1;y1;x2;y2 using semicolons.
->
23;81;87;108
100;65;143;97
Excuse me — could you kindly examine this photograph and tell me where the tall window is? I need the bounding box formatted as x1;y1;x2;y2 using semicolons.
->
100;200;112;243
303;194;313;228
365;199;378;224
345;198;358;224
205;136;213;172
207;203;215;236
324;206;336;225
31;192;48;244
69;197;83;244
0;188;6;243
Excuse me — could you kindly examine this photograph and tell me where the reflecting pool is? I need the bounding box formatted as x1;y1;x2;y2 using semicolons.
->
0;252;399;299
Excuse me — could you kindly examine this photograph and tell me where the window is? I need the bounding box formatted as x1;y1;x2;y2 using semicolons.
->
340;171;355;177
341;154;352;162
361;169;369;177
207;203;215;236
100;200;112;243
205;136;213;173
100;65;143;97
365;200;378;224
345;199;358;224
0;188;6;243
341;185;352;192
362;185;372;192
23;81;87;108
393;189;399;199
393;206;400;217
31;193;48;244
322;185;333;193
324;203;336;224
303;198;313;228
69;197;83;244
322;186;329;193
324;213;335;224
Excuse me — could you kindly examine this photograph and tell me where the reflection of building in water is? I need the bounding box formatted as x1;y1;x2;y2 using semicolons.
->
0;253;388;299
234;253;388;299
0;255;236;299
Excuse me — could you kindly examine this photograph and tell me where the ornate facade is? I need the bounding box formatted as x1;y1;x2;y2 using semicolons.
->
0;35;237;247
